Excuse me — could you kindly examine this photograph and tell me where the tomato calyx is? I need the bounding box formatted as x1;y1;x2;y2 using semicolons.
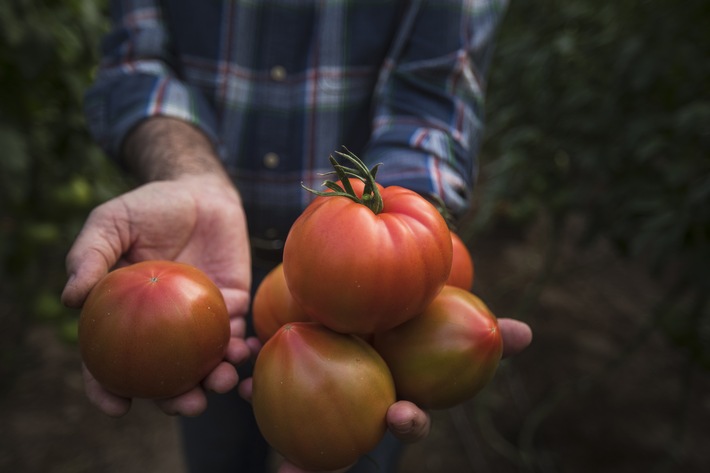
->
302;148;384;214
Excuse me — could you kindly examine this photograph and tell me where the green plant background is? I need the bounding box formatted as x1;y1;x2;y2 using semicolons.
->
0;0;131;380
467;0;709;369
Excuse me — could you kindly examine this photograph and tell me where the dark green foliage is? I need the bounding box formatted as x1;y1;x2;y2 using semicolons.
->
0;0;127;355
475;0;710;368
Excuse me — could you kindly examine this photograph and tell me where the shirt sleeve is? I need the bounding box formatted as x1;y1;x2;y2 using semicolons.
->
83;0;220;161
362;0;508;218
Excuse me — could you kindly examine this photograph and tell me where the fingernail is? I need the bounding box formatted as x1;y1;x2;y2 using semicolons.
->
393;421;413;434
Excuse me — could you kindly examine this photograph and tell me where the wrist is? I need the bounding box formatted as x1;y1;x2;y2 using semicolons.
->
122;116;229;184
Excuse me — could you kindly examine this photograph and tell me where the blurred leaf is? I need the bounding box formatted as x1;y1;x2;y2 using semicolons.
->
0;0;120;345
22;222;61;245
53;176;94;208
0;125;29;204
32;290;66;321
59;317;79;344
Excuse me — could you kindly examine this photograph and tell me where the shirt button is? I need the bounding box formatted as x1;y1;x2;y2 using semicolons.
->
263;152;280;169
270;65;287;81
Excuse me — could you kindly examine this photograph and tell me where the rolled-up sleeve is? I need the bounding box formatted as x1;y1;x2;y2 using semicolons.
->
84;0;219;160
363;0;507;217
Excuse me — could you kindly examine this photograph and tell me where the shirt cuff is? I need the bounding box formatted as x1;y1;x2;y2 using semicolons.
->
84;72;220;161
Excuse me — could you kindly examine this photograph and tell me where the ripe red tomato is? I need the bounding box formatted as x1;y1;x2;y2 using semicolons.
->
283;178;452;334
372;286;503;409
252;263;311;343
78;260;230;399
447;231;475;290
252;322;396;471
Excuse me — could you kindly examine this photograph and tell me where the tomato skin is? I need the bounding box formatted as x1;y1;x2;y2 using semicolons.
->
252;322;396;471
447;232;475;291
252;263;311;343
283;184;453;334
78;261;230;399
372;286;503;409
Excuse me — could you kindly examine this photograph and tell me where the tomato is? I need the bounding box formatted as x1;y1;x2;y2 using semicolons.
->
252;322;396;471
447;231;475;291
252;263;311;343
283;155;453;334
372;285;503;409
78;260;230;399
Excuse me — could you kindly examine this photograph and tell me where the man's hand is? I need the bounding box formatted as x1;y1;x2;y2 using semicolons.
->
62;117;253;417
62;173;252;417
62;174;251;314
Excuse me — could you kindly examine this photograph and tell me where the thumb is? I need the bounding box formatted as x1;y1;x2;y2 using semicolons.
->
386;400;431;443
61;202;129;308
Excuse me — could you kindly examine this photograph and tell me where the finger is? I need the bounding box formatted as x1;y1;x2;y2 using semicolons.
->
225;335;252;366
231;317;247;338
221;287;252;319
386;400;431;443
245;335;263;359
62;202;128;308
498;318;533;358
82;364;131;417
237;377;253;403
155;386;208;417
202;361;239;394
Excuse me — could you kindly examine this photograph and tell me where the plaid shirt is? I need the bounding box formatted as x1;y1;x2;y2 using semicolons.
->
86;0;507;241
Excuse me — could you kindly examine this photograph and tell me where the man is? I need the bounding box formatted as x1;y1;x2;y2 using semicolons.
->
62;1;532;472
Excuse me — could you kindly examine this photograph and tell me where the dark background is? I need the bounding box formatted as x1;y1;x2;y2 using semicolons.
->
1;1;708;472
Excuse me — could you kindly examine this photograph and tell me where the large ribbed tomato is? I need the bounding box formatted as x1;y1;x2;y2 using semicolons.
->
447;231;475;291
252;322;396;470
372;285;503;409
283;152;452;334
252;263;311;343
78;260;230;399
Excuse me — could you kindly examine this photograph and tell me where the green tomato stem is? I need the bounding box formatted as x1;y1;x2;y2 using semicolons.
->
302;148;384;214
